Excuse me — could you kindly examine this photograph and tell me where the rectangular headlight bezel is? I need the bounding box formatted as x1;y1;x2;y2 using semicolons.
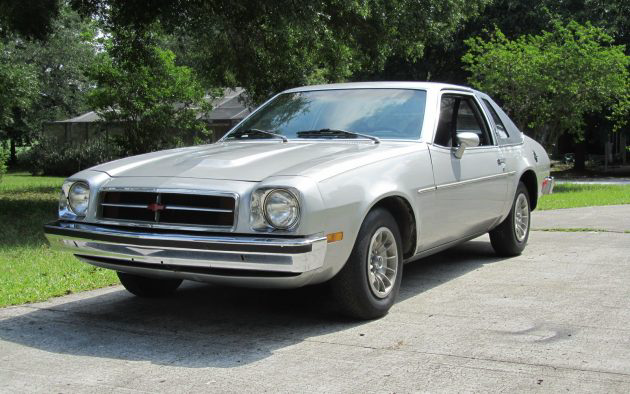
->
250;186;302;232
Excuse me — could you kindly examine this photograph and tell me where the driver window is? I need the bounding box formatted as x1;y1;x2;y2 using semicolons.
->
456;99;492;145
434;96;457;147
434;95;493;147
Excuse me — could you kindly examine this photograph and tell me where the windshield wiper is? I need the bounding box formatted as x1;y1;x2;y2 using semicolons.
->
296;128;380;144
229;128;288;142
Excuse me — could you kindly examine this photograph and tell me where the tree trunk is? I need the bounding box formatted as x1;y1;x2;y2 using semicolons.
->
9;138;16;165
574;140;586;171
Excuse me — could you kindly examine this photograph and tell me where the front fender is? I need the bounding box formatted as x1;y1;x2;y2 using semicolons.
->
314;146;433;280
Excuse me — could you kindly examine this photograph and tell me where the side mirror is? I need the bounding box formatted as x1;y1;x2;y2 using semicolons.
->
454;132;480;159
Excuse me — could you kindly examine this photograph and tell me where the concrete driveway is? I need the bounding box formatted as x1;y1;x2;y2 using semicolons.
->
531;204;630;233
1;205;629;393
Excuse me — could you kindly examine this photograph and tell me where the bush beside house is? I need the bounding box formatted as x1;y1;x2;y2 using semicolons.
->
25;136;123;177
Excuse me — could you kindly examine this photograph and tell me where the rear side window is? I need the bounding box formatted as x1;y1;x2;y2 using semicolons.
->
479;96;523;145
482;98;509;140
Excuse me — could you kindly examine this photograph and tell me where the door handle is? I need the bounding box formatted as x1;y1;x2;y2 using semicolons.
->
497;158;506;165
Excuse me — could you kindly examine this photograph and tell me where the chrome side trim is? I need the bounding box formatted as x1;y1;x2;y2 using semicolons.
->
417;171;515;194
436;171;516;190
417;186;437;194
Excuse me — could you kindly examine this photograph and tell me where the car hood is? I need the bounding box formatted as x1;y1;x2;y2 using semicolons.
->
91;141;421;182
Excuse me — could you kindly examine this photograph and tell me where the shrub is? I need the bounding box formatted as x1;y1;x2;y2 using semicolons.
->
26;136;123;176
0;144;8;180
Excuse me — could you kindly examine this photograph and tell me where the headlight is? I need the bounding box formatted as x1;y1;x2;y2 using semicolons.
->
67;182;90;216
263;189;300;229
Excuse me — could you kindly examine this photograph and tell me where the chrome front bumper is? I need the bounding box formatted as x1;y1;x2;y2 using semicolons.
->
44;221;327;284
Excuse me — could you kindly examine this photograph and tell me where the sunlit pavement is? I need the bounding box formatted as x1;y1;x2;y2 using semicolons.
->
531;204;630;233
1;205;629;393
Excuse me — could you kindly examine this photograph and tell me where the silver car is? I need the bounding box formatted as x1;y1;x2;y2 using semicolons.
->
44;82;554;319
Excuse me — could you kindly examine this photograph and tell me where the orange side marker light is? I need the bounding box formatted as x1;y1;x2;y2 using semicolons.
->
326;232;344;243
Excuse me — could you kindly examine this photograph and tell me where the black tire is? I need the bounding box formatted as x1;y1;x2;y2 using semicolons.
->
117;272;182;297
490;182;531;256
330;208;404;320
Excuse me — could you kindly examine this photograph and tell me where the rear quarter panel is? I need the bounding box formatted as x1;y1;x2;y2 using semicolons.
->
498;135;550;221
524;135;551;200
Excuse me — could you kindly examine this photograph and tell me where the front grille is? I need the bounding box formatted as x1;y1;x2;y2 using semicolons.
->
99;190;236;229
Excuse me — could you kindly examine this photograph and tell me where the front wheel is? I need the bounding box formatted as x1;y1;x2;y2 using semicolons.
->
117;272;182;297
330;208;403;320
490;182;531;256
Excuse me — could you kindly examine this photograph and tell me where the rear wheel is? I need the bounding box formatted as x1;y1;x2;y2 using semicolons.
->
490;182;531;256
117;272;182;297
330;208;403;320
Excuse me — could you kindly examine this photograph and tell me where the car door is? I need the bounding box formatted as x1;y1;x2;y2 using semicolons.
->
478;94;523;204
423;92;508;247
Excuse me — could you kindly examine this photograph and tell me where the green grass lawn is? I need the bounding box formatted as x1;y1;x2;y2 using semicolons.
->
537;183;630;210
0;173;117;307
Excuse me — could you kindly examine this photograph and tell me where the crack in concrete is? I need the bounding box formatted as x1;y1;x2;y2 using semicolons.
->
302;338;630;381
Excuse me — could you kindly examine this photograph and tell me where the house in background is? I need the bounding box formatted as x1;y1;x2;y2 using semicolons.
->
202;88;252;140
44;88;251;145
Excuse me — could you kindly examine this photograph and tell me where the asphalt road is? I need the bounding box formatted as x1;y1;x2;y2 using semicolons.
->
1;205;629;393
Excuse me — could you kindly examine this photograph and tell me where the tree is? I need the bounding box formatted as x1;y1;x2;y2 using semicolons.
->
0;40;40;162
462;21;629;160
87;29;209;155
0;0;60;40
70;0;492;102
5;0;495;104
366;0;629;85
0;5;98;163
16;6;98;137
0;140;8;180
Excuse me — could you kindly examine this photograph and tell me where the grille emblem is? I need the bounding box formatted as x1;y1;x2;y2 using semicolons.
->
147;203;165;212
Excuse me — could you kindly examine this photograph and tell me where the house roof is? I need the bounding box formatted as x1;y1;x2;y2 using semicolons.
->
55;111;103;123
203;88;252;121
53;88;251;124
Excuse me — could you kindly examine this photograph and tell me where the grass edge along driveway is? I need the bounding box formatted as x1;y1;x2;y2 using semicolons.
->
0;174;629;307
0;173;117;307
536;183;630;210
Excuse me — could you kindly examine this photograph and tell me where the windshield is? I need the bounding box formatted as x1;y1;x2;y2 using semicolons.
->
225;88;427;141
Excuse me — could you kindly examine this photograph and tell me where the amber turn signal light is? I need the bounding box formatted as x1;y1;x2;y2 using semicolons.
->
326;232;344;243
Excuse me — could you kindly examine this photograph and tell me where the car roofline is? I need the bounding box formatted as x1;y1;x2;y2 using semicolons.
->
281;81;474;94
